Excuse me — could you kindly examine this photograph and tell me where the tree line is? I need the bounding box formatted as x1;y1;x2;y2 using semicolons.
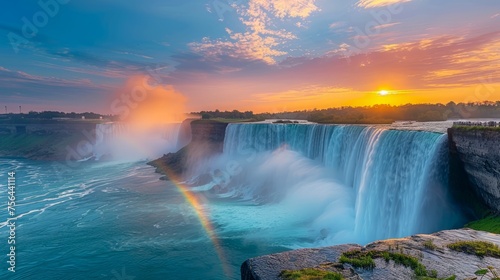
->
303;101;500;124
0;111;110;120
3;101;498;124
194;101;500;124
195;109;255;120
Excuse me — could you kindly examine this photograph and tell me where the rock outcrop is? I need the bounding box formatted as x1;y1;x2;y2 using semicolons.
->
241;229;500;280
448;127;500;213
148;120;229;179
190;120;228;143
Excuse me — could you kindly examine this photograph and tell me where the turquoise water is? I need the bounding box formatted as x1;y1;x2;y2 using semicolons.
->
0;124;467;279
0;158;288;280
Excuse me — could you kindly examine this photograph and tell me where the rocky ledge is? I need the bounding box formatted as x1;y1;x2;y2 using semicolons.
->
241;229;500;280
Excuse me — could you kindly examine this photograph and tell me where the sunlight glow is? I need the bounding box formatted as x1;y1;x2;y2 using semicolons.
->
378;90;390;96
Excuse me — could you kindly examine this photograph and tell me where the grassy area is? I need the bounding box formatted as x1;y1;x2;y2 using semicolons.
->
465;215;500;234
339;249;456;279
447;241;500;258
279;268;344;280
452;125;500;131
423;240;437;250
340;250;426;275
339;250;375;269
418;276;456;280
474;266;500;280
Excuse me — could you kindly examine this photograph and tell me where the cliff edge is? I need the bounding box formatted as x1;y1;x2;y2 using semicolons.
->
448;127;500;213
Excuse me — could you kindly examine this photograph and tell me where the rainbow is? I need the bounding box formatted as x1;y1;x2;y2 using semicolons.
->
159;167;232;277
94;122;232;276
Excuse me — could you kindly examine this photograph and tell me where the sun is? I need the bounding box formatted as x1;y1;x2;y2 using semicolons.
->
378;90;389;96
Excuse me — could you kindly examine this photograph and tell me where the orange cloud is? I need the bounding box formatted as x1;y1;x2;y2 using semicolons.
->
357;0;411;8
111;75;187;125
268;0;318;18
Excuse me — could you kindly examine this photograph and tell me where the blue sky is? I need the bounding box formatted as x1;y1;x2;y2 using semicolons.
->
1;0;499;113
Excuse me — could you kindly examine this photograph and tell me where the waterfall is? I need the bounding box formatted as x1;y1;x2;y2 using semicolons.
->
93;120;191;161
218;123;464;244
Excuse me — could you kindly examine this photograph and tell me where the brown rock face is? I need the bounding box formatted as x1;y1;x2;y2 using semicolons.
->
148;120;229;179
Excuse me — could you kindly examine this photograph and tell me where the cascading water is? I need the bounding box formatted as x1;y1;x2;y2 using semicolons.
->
202;123;465;245
0;122;468;279
93;120;192;161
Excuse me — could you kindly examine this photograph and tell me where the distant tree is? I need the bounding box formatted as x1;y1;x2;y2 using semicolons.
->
416;111;445;121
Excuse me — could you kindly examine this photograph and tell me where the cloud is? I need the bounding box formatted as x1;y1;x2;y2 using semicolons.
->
114;51;154;60
24;47;174;81
0;66;110;111
251;86;351;102
329;22;346;30
263;0;319;19
374;22;401;30
171;31;500;112
168;51;270;81
48;48;154;72
112;76;187;124
0;66;104;90
357;0;411;8
190;0;318;64
189;29;291;64
274;32;500;91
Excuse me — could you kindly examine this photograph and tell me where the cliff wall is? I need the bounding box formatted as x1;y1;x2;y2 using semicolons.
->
148;120;229;179
190;120;228;143
448;127;500;213
0;121;98;160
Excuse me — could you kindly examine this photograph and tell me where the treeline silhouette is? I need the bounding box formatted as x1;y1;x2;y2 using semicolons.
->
4;102;499;124
196;109;255;120
196;101;500;124
0;111;109;120
303;101;500;124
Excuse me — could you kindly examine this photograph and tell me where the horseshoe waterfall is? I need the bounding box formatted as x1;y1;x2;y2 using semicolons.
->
219;124;465;245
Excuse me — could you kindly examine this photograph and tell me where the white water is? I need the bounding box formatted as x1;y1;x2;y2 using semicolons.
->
0;122;468;279
192;123;464;245
93;121;191;161
88;121;465;246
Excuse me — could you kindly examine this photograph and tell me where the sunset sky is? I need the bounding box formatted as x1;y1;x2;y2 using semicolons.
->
1;0;499;113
